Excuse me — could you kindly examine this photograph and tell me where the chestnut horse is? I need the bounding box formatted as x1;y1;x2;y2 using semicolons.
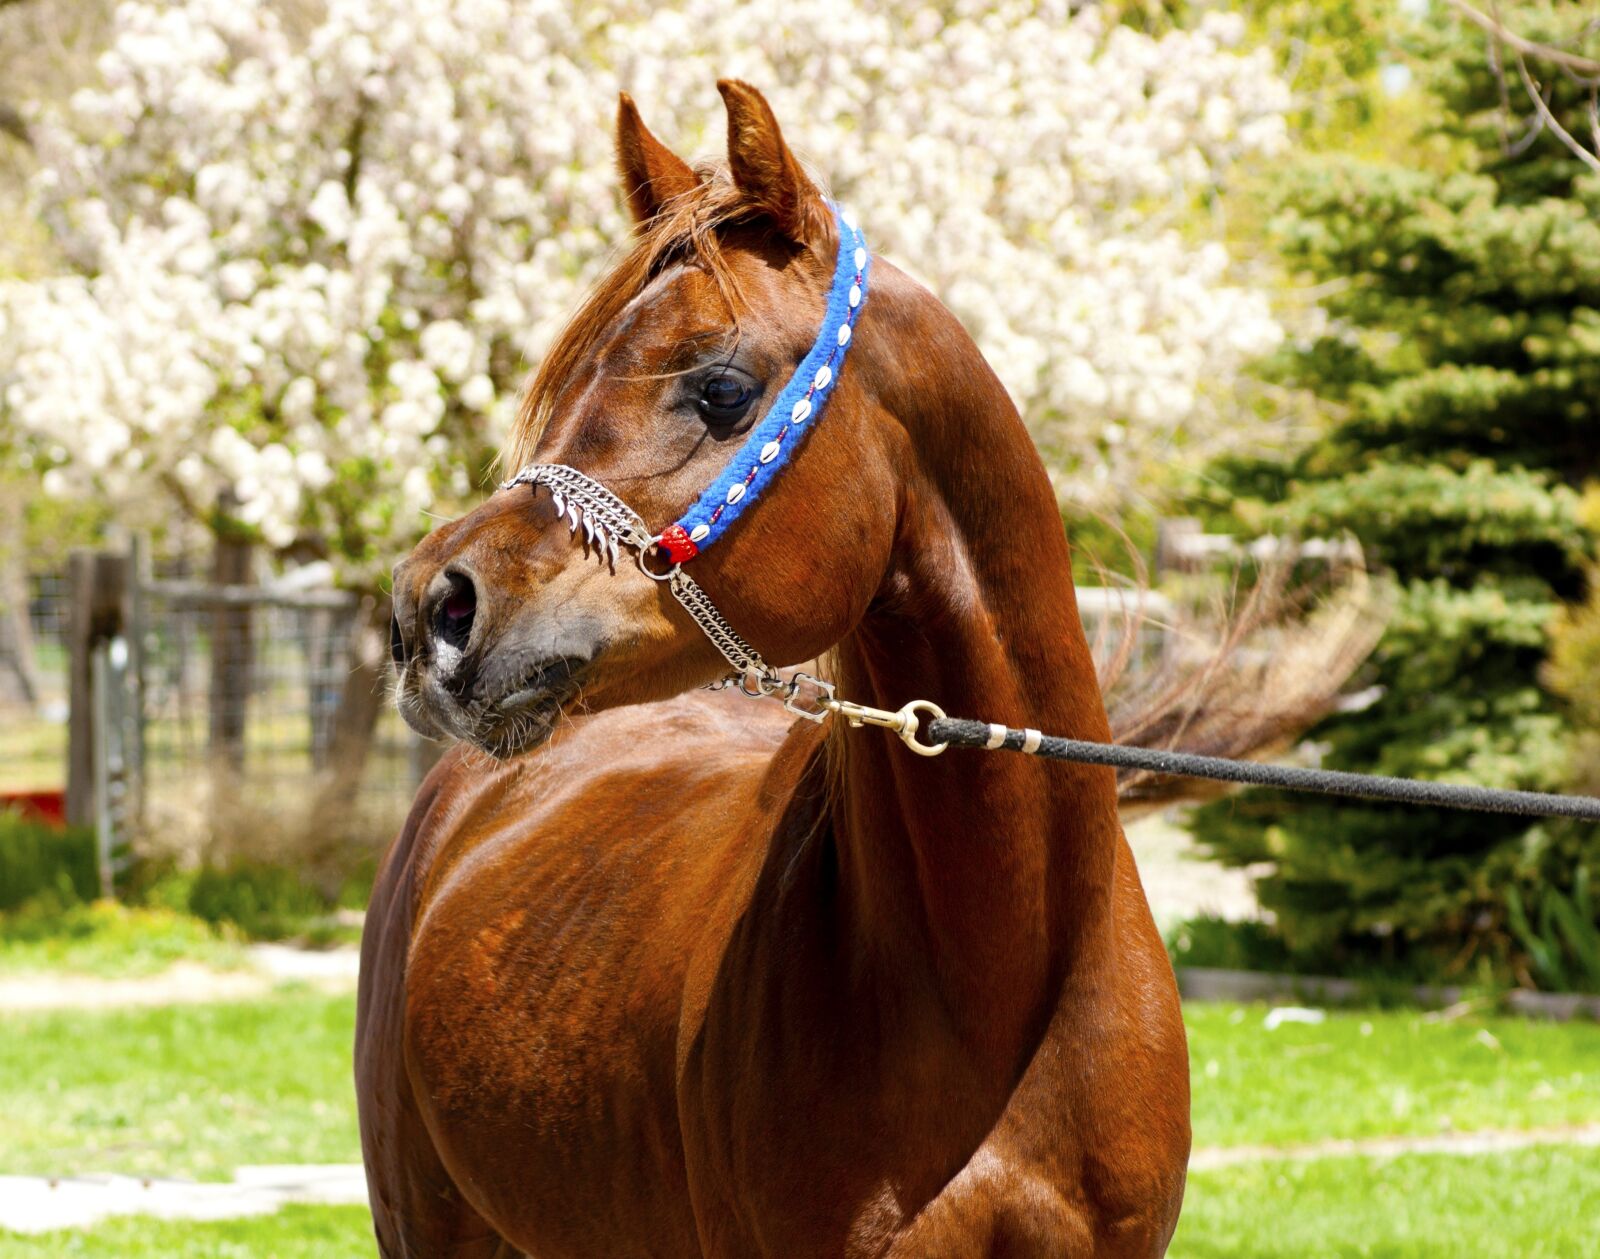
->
359;82;1189;1257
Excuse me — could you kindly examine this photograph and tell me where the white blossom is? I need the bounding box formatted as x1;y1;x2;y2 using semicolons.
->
0;0;1289;578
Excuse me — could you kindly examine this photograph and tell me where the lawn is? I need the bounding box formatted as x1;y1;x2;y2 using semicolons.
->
6;1154;1598;1259
1186;1001;1600;1147
2;993;1599;1254
0;1206;374;1258
0;989;359;1180
1176;1144;1600;1258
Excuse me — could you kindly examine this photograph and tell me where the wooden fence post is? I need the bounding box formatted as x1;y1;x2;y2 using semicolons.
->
65;549;130;829
209;524;255;772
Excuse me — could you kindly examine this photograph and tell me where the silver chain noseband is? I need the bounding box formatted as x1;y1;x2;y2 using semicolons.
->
498;463;889;730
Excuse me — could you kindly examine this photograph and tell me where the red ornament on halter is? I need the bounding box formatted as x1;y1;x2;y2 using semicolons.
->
658;523;699;563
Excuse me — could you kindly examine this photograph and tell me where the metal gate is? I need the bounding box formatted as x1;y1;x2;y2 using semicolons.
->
66;542;426;890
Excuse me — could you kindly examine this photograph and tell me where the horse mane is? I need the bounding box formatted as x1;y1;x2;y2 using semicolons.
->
504;162;829;472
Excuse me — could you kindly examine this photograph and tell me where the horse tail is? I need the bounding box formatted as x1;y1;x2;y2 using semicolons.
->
1089;556;1388;814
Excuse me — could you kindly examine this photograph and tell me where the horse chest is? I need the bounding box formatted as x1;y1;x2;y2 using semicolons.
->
402;861;996;1256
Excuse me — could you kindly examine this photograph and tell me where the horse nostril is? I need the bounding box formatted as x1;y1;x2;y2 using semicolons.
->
435;571;477;653
390;612;407;668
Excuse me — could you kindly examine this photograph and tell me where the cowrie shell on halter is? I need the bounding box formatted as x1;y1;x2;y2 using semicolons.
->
726;483;746;505
854;247;866;270
841;206;859;232
848;284;861;308
689;524;710;543
791;398;812;423
759;440;781;464
813;365;832;390
836;323;851;347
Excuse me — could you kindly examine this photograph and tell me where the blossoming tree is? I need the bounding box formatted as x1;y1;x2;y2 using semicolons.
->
0;0;1290;582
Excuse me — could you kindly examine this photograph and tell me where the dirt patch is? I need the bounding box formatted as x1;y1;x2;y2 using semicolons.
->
1190;1122;1600;1171
0;962;273;1011
0;1165;368;1234
0;946;359;1011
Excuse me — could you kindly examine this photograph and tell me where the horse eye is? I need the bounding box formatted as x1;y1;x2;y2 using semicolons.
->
698;374;755;423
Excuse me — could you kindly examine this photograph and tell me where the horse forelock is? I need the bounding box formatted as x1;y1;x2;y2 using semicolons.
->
502;162;836;473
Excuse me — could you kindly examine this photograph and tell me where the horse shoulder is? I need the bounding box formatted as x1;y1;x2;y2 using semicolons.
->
363;692;810;1255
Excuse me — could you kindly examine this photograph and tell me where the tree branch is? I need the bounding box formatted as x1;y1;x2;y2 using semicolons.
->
1441;0;1600;77
1516;54;1600;175
1444;0;1600;172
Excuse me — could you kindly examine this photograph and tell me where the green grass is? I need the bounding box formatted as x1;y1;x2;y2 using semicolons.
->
1187;1002;1600;1148
3;1149;1596;1259
5;993;1599;1179
0;1205;373;1258
0;901;246;976
1;995;1599;1253
3;1151;1596;1259
1174;1144;1600;1258
0;990;358;1179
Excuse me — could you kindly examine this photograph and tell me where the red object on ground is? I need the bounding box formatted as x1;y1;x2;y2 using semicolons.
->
0;790;66;827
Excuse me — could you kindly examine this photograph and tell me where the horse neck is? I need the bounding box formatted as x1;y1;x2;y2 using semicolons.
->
825;272;1122;1066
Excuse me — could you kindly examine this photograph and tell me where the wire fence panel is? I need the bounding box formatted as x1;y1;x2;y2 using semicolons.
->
4;547;435;868
0;573;72;795
133;578;425;860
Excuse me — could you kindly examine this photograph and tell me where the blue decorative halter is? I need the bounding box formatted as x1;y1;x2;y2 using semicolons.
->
498;202;870;707
656;202;869;562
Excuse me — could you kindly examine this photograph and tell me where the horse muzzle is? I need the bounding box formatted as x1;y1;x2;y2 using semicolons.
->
389;555;602;757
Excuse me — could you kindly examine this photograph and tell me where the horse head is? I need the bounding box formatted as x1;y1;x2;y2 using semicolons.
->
391;82;907;756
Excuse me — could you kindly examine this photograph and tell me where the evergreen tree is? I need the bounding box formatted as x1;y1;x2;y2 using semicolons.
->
1192;2;1600;979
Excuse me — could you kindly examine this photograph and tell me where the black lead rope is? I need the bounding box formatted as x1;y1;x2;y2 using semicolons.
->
925;718;1600;822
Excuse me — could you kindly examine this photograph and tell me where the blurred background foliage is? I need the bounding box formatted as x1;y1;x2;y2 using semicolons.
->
1189;0;1600;988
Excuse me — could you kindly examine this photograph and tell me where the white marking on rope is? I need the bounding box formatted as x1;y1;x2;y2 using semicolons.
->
1021;728;1042;755
985;723;1007;750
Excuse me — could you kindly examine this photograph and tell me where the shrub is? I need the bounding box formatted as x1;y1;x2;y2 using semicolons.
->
182;863;332;941
0;812;97;912
1193;5;1600;986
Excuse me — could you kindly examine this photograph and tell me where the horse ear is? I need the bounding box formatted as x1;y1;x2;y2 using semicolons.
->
717;79;829;246
616;93;699;232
